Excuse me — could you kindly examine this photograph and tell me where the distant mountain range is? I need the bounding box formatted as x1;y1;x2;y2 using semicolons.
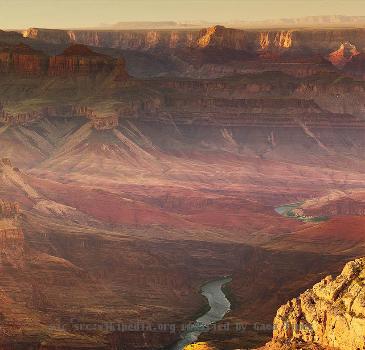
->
97;16;365;30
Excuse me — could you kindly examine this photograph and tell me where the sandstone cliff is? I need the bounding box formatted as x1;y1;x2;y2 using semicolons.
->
328;42;360;68
0;43;48;75
183;343;217;350
48;44;118;76
0;43;129;78
23;26;365;55
263;257;365;350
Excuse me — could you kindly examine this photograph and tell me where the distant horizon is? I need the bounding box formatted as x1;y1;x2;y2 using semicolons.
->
2;0;365;30
8;15;365;32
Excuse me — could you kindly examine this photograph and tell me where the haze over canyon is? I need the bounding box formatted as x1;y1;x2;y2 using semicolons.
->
0;13;365;350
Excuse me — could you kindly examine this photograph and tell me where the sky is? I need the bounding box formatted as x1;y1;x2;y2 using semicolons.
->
0;0;365;29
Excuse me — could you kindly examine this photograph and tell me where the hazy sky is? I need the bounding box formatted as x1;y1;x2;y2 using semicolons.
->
1;0;365;29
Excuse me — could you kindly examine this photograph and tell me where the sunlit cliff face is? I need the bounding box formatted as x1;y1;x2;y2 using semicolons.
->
259;31;293;49
328;41;360;67
183;342;217;350
275;31;293;48
260;32;270;49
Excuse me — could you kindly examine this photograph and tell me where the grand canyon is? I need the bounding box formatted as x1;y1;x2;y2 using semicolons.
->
0;5;365;350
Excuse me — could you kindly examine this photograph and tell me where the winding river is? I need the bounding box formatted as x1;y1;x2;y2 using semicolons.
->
170;276;232;350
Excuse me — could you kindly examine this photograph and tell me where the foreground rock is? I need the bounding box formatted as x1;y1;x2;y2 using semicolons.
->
263;257;365;350
184;343;217;350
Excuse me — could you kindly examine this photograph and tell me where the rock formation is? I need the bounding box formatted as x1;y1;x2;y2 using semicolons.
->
0;43;48;75
113;57;130;81
183;343;217;350
196;25;249;50
263;258;365;350
304;198;365;217
0;43;129;78
0;199;19;218
328;42;360;68
48;44;117;76
0;109;42;125
92;115;119;130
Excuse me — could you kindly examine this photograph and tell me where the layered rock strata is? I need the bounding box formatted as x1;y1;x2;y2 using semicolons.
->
48;44;117;76
0;43;48;75
92;115;119;130
23;26;365;55
0;43;129;78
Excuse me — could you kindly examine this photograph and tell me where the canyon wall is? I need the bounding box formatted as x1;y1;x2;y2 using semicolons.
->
138;96;365;128
0;43;48;75
48;44;117;76
23;27;198;49
20;26;365;80
0;43;129;77
23;26;365;54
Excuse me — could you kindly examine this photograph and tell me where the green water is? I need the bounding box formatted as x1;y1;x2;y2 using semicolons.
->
170;276;232;350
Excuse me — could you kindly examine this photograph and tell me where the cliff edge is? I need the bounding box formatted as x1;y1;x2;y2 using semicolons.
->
262;257;365;350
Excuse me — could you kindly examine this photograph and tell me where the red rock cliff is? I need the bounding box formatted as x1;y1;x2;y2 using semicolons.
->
48;44;118;76
0;43;130;78
0;43;48;75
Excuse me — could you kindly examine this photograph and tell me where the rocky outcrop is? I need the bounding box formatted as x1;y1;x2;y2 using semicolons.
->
183;343;217;350
92;115;119;130
265;258;365;350
302;197;365;217
0;199;19;218
22;27;73;44
48;44;117;76
0;43;48;75
0;109;42;125
328;42;360;68
71;105;97;118
197;25;250;50
0;43;129;78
